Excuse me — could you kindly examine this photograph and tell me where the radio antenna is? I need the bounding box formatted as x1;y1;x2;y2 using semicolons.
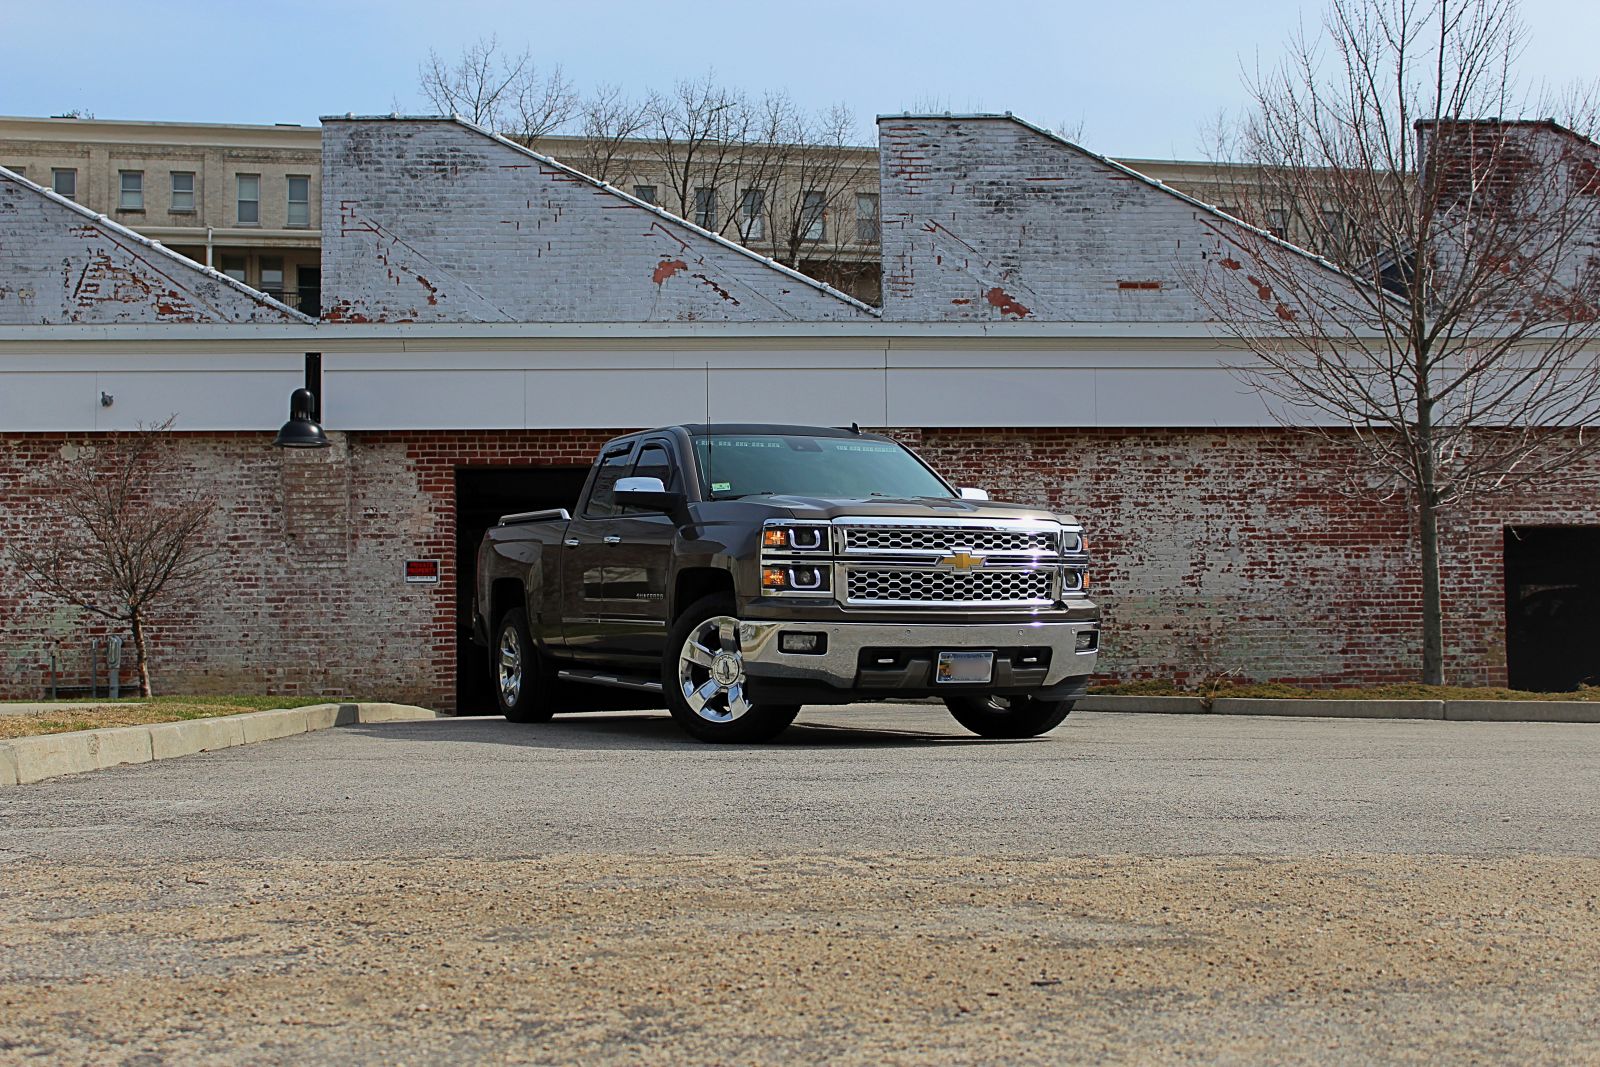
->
704;362;714;495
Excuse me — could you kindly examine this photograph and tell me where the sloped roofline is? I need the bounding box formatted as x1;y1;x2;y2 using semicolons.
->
1414;116;1600;153
320;114;881;318
874;111;1363;287
0;165;316;324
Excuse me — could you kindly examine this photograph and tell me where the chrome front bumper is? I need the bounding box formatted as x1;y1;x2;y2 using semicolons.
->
738;618;1099;691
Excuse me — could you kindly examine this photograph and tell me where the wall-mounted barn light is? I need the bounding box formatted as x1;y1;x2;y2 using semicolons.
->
273;352;329;449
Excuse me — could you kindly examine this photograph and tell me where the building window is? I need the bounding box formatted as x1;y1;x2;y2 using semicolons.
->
800;190;826;241
118;171;144;211
1265;208;1288;239
220;255;247;283
286;175;310;228
693;187;716;230
259;256;284;301
52;168;76;200
633;184;657;205
740;188;765;240
170;171;195;212
855;192;880;243
5;166;23;178
236;174;260;225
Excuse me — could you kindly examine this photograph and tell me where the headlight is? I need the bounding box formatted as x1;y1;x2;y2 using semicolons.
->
761;565;831;595
1060;527;1084;554
762;524;829;551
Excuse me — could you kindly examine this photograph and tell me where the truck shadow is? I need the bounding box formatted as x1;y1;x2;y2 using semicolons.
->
348;712;1031;751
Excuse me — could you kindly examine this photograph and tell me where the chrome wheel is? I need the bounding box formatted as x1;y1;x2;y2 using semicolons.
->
677;615;751;723
498;625;523;707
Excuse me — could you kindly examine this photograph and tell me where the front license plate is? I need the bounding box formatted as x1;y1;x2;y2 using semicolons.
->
937;650;994;684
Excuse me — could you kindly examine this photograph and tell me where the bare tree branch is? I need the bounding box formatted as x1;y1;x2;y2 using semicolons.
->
6;419;223;697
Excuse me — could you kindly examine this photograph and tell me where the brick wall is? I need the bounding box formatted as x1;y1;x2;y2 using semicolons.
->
6;425;1597;708
320;118;875;324
0;167;304;324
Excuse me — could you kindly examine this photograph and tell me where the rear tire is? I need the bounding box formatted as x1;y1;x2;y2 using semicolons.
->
664;593;800;743
944;694;1073;739
495;609;555;723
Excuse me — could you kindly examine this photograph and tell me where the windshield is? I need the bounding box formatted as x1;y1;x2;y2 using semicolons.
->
693;434;954;500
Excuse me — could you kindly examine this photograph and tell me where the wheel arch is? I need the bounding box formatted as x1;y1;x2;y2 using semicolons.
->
673;567;735;620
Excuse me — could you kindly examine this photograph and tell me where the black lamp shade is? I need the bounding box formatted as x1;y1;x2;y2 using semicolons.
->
273;387;329;448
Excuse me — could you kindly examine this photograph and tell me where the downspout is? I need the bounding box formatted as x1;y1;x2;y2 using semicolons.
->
205;226;214;268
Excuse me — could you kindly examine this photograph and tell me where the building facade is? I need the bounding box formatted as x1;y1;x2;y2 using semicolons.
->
1;113;1595;709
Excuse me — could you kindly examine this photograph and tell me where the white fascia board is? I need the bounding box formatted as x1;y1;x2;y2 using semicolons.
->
0;320;1298;344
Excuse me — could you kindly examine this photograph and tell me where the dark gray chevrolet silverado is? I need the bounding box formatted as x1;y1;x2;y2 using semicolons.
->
474;424;1099;742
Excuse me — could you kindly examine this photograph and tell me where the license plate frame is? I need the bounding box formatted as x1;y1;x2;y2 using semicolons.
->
936;650;995;684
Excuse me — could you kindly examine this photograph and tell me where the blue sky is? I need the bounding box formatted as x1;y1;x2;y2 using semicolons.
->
3;0;1595;159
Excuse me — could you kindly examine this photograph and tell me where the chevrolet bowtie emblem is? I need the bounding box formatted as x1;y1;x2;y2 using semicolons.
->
939;550;985;572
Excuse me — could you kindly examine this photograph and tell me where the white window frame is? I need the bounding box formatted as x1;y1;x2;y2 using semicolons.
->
286;175;310;228
236;173;260;226
740;188;765;240
118;170;144;211
170;171;195;213
693;187;717;231
801;190;826;241
854;192;880;243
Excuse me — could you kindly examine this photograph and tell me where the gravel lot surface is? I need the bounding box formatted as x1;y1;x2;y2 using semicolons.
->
1;705;1597;1064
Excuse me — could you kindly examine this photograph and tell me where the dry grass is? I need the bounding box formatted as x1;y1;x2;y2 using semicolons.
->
0;696;333;741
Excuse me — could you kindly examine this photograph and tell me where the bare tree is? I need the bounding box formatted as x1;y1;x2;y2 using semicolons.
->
418;35;576;143
9;419;221;697
1192;0;1600;684
573;84;650;184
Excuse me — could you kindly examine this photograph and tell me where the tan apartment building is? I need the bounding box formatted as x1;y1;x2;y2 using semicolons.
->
0;114;1319;311
0;116;323;313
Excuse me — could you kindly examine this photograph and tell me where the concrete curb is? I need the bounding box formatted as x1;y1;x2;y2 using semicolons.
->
1076;694;1209;714
1211;698;1445;720
0;702;436;787
1082;694;1598;723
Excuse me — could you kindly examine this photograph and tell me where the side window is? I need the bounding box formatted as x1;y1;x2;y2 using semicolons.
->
584;448;634;518
632;444;678;493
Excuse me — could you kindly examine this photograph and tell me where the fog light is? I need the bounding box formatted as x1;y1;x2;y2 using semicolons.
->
780;632;827;654
1075;630;1099;653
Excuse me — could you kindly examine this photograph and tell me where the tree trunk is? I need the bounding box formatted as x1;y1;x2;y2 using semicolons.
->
1419;502;1444;686
130;611;153;698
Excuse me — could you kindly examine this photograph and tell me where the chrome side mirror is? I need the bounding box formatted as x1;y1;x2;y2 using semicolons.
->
958;487;990;501
615;475;682;512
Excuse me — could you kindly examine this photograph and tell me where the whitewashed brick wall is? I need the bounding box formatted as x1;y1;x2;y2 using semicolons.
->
319;119;875;324
0;168;304;325
878;115;1299;323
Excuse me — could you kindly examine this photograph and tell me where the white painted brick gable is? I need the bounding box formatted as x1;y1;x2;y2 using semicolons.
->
319;118;875;324
878;115;1324;323
0;167;308;325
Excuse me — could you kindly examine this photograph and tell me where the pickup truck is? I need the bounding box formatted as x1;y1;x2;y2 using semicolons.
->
474;424;1099;742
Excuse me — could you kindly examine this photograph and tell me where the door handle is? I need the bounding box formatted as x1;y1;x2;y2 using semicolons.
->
564;539;580;547
603;535;623;544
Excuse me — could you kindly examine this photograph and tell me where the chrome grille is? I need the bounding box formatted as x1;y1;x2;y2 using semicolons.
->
845;566;1055;607
841;524;1057;555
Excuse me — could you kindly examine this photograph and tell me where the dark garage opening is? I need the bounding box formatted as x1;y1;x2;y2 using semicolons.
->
455;467;590;713
1504;526;1600;692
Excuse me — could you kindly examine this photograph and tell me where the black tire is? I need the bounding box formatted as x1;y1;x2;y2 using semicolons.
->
943;694;1074;739
494;608;555;723
663;593;800;743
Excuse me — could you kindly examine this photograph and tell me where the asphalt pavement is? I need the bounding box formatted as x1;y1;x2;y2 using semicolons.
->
2;704;1595;861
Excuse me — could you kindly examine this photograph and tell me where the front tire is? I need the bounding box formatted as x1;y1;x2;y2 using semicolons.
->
495;609;555;723
664;594;800;743
944;694;1073;739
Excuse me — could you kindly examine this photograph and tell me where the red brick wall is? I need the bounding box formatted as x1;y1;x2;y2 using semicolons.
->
3;426;1596;708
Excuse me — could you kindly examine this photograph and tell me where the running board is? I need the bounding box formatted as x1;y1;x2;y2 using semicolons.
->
557;669;663;694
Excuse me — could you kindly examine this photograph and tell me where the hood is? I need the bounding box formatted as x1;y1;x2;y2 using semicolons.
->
735;495;1076;525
